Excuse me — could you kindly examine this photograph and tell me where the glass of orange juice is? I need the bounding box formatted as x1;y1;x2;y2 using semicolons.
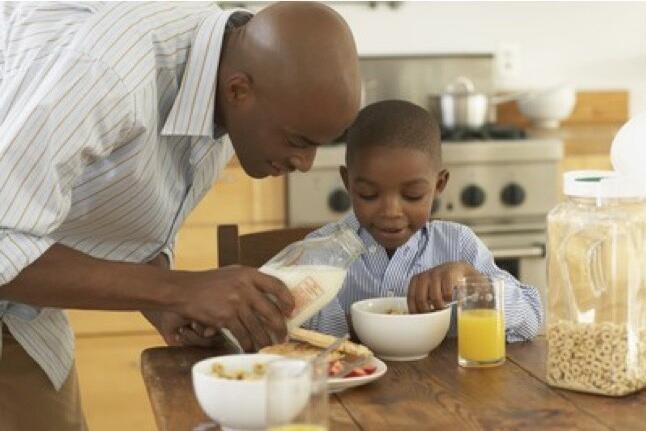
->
456;275;505;368
266;357;328;431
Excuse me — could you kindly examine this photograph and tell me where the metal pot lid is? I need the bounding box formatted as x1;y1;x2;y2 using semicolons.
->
441;76;491;99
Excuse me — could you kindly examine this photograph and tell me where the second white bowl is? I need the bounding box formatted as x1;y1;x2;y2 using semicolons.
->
351;297;452;361
517;84;576;129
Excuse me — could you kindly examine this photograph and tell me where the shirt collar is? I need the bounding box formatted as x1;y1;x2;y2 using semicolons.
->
161;8;249;139
343;211;429;256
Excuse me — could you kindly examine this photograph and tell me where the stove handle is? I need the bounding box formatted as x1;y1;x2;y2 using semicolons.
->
490;243;545;259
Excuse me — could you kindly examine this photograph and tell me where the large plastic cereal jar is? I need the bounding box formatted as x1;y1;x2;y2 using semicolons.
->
546;171;646;396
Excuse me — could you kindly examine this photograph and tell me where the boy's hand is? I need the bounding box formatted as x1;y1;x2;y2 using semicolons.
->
408;262;480;313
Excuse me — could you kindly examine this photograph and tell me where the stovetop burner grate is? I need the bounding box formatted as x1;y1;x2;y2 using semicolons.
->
441;124;526;142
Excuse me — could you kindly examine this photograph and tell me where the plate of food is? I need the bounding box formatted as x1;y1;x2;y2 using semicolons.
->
327;356;386;392
260;328;387;393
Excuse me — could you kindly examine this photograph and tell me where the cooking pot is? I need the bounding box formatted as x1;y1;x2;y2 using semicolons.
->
429;77;490;130
429;77;526;130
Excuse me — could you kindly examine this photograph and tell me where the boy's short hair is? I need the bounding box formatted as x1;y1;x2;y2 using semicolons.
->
345;100;441;168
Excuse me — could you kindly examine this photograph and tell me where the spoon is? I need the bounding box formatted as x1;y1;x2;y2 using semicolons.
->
439;292;481;310
443;299;458;309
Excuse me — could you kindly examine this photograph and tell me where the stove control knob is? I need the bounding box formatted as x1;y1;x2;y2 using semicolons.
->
461;185;486;208
501;183;526;206
328;188;351;213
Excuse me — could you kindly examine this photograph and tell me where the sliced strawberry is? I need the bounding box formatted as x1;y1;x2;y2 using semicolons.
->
354;367;368;376
362;366;377;375
344;367;367;378
328;360;343;376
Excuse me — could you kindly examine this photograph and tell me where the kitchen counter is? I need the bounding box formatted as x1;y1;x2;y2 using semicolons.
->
497;90;628;174
528;124;621;157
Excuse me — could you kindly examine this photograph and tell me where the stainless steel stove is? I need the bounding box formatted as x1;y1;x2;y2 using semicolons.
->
288;139;562;225
287;137;564;318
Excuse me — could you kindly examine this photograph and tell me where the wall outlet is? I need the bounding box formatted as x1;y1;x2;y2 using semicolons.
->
496;43;521;79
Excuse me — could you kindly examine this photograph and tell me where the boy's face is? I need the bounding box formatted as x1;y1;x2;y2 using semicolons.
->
341;146;449;251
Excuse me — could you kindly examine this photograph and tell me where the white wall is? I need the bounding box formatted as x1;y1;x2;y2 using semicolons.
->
329;1;646;116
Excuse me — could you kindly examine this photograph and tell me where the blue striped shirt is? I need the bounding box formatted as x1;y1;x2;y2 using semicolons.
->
303;212;544;342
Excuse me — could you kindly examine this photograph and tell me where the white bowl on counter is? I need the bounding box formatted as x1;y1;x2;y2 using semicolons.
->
192;353;286;431
517;84;576;129
351;297;452;361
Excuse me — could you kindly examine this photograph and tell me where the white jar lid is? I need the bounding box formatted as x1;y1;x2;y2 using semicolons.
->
563;170;646;198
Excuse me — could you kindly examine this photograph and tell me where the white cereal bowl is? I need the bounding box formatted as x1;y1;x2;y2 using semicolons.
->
517;84;576;129
351;297;452;361
192;353;282;431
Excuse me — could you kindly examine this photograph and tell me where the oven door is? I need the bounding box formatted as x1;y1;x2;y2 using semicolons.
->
490;243;545;282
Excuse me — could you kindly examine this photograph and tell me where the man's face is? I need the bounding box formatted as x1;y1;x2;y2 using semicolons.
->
225;87;356;179
342;146;449;251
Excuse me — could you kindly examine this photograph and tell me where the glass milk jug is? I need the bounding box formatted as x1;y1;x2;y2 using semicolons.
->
260;226;365;329
546;171;646;396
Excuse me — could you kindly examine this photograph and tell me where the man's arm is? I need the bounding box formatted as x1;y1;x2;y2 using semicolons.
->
1;244;178;311
0;244;295;351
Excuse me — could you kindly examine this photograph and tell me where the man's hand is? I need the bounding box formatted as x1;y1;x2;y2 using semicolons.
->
142;309;222;347
142;309;188;346
170;265;295;352
408;262;479;313
144;252;220;347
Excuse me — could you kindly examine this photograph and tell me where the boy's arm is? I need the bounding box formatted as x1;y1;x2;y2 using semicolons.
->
346;313;360;343
458;226;544;342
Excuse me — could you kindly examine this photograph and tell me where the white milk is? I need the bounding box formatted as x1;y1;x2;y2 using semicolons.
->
260;265;347;329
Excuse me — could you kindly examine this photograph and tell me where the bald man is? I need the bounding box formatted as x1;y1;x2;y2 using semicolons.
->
0;2;360;429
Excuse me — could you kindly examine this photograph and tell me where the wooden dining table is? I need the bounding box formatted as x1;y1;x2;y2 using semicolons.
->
140;337;645;430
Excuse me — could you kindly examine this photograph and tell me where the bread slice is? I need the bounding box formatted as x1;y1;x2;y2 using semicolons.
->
288;327;373;357
260;341;345;363
260;329;373;377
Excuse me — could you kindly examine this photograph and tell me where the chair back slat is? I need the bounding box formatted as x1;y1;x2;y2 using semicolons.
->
217;225;317;268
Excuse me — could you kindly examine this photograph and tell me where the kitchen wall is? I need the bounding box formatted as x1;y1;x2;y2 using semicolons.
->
327;1;646;116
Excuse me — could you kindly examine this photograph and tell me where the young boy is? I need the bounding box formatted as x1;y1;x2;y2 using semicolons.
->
304;100;543;342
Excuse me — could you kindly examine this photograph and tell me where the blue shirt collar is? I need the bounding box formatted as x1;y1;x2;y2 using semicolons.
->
341;211;430;258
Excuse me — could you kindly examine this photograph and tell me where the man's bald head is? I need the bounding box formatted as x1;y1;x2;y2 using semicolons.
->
246;2;359;113
217;2;361;178
224;2;359;138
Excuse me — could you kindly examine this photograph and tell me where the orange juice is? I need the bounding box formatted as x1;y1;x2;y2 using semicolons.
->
458;309;505;363
268;426;327;431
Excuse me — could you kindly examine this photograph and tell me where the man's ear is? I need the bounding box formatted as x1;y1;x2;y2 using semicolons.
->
223;72;253;105
340;165;349;191
435;169;450;195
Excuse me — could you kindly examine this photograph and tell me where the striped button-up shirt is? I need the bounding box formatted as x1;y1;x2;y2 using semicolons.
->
0;2;244;389
304;213;544;342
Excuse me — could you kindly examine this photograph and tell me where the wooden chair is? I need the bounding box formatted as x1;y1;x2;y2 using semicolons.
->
217;224;318;268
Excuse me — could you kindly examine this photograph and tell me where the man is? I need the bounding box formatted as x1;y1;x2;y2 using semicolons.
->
0;2;360;429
